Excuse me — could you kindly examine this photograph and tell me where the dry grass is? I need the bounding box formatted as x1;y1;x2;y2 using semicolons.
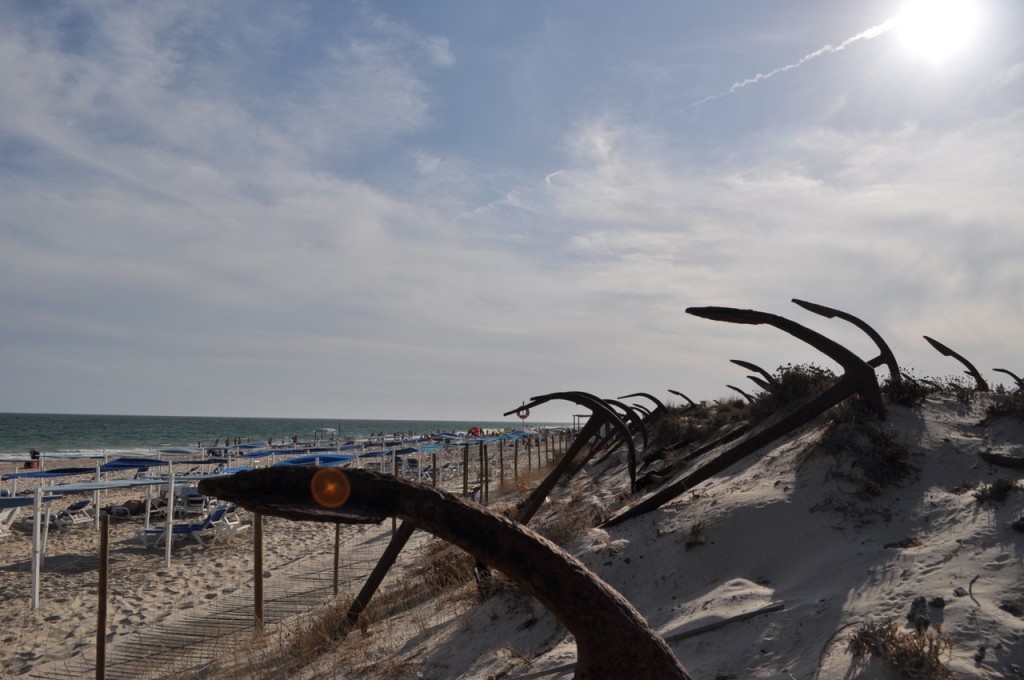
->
684;521;707;550
881;373;937;407
974;477;1019;505
414;539;477;591
944;376;978;405
749;363;837;422
984;390;1024;421
821;419;916;499
848;620;954;679
532;492;603;548
650;402;748;451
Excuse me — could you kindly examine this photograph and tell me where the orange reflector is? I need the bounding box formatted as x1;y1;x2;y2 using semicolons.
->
311;468;351;508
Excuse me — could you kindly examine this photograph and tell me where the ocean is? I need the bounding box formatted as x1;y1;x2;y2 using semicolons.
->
0;412;556;459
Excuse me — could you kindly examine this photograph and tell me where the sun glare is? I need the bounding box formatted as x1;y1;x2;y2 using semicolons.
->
896;0;982;64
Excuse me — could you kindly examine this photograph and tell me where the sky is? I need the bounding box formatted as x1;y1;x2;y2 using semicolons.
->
1;0;1022;422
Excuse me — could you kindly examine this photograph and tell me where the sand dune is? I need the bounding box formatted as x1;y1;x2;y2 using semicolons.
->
2;391;1023;679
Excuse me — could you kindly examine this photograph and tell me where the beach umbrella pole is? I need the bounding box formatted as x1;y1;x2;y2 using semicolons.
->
31;487;41;610
94;464;101;531
165;466;174;568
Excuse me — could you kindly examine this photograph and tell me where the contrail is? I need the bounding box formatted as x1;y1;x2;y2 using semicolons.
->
693;17;898;106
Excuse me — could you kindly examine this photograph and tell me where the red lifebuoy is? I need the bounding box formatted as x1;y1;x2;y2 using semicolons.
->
516;407;530;420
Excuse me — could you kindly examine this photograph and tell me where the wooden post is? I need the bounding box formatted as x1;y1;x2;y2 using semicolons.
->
478;442;485;504
254;513;264;629
431;450;437;488
462;444;469;497
96;514;109;680
333;523;341;597
527;437;532;472
499;440;505;486
482;443;489;505
514;439;520;481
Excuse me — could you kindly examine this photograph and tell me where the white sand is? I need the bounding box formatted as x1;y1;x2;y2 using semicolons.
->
0;481;351;678
3;392;1023;679
300;393;1024;679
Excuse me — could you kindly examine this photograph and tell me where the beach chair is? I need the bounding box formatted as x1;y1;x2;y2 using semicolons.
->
0;506;20;542
177;490;208;517
140;505;230;549
53;499;93;529
213;504;251;543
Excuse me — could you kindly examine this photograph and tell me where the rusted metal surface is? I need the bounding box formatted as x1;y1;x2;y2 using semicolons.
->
993;368;1024;390
629;403;652;417
199;468;692;680
730;359;778;386
344;521;416;627
978;449;1024;469
605;399;649;451
668;390;697;407
792;298;902;383
726;385;755;403
689;307;885;418
505;391;636;515
619;392;666;415
602;305;885;527
923;336;989;391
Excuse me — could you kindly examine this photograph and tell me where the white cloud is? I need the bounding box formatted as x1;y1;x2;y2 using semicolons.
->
0;2;1021;420
492;112;1024;393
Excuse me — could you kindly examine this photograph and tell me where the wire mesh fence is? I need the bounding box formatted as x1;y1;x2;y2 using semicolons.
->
4;431;569;679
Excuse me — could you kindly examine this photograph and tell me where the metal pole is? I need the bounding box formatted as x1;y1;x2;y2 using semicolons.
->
94;464;101;531
165;466;175;568
345;521;415;629
31;487;41;610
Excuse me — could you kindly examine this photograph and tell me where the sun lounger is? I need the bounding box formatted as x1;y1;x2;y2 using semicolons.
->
0;506;20;542
139;505;231;549
52;499;93;529
176;489;208;517
213;504;251;543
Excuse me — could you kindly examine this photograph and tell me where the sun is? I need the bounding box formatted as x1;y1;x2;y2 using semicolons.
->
895;0;982;64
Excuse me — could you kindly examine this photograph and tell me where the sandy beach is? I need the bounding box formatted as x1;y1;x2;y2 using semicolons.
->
2;391;1023;679
0;477;335;676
